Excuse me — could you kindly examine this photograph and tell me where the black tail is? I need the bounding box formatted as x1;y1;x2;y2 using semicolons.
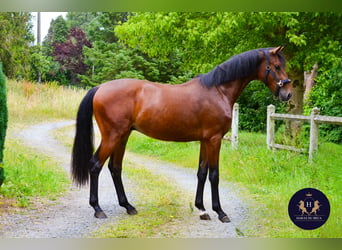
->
71;87;99;186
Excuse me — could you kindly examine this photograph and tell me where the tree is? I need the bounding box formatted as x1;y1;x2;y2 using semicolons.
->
0;63;7;187
66;12;99;30
74;12;187;86
53;27;92;84
80;40;186;86
0;12;34;79
29;45;56;82
306;62;342;143
84;12;129;43
44;16;69;47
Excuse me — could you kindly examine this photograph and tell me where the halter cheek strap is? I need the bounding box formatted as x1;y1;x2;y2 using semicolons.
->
263;50;291;97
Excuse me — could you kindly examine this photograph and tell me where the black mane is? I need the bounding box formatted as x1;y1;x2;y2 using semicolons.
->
199;48;285;88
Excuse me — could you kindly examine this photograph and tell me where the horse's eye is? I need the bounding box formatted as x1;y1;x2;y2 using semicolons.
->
275;65;281;71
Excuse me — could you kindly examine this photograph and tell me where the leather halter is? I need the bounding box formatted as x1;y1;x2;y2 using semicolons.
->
263;50;291;97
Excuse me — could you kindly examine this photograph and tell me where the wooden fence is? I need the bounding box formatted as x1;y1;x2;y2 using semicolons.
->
230;103;239;149
266;104;342;162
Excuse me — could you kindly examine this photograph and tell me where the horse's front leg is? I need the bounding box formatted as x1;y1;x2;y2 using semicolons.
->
208;166;230;223
206;137;230;223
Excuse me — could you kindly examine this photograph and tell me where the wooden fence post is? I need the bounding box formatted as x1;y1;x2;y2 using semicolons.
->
308;107;320;162
231;103;239;149
267;105;275;149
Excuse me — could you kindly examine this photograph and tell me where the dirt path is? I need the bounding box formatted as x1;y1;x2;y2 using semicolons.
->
1;121;249;238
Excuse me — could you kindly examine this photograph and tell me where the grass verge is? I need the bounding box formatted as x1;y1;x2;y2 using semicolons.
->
0;139;69;208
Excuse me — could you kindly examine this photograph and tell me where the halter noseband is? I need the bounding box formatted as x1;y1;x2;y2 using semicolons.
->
263;50;291;97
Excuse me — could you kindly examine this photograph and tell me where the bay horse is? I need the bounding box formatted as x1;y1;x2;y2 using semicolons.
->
72;46;292;223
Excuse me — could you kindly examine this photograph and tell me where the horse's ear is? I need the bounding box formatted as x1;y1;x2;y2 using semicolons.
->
270;45;285;54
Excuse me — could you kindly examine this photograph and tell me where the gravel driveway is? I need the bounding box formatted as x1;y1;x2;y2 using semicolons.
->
1;121;249;238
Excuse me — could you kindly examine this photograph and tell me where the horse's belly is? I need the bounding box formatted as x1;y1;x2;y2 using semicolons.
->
134;115;202;142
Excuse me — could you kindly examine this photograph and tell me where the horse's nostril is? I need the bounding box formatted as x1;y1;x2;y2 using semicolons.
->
288;92;292;99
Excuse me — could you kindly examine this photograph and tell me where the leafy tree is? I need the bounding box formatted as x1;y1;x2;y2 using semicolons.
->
29;45;58;82
66;12;99;30
65;12;129;43
76;12;186;86
53;27;92;84
84;12;129;43
81;40;186;86
0;12;34;79
0;63;7;187
307;63;342;143
116;12;341;74
44;15;69;46
42;15;69;58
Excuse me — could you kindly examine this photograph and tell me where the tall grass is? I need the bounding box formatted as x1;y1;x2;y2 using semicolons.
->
7;80;86;126
126;131;342;237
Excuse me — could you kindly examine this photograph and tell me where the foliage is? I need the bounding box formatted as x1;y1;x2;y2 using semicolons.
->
66;12;99;31
80;41;185;86
44;15;69;45
0;12;34;79
115;12;341;73
237;81;287;132
0;63;7;187
0;63;7;162
67;12;129;43
29;45;55;82
306;62;342;143
53;27;92;84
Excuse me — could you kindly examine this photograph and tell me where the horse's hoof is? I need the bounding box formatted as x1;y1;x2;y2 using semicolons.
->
127;208;138;215
199;212;211;220
219;215;231;223
94;211;107;219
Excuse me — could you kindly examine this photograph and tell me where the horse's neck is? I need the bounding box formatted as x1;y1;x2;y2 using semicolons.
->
217;77;253;107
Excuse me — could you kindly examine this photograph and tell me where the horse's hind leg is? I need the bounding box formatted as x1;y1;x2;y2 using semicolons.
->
89;140;115;219
89;150;106;218
108;134;137;215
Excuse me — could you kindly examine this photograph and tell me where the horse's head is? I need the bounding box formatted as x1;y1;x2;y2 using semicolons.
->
258;46;292;101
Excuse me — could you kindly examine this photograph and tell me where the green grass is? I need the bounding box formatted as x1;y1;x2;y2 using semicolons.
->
126;131;342;238
0;139;69;208
0;80;86;208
